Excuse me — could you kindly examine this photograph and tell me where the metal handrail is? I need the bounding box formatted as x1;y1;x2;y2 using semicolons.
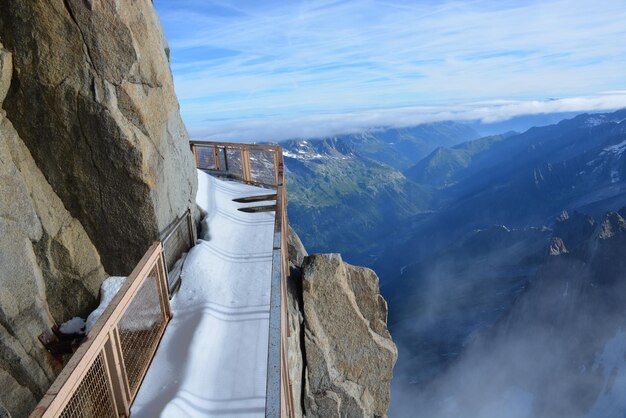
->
30;242;171;418
190;140;281;188
190;140;294;417
160;210;195;297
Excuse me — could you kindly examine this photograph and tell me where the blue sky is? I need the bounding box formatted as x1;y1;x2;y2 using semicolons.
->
155;0;626;141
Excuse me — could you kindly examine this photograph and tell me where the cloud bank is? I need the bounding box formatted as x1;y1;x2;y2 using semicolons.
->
188;92;626;142
155;0;626;141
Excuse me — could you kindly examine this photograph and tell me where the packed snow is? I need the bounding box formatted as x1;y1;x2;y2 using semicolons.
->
59;317;85;335
131;170;275;418
86;276;126;333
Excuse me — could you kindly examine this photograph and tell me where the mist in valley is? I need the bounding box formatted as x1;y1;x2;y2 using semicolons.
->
387;210;626;418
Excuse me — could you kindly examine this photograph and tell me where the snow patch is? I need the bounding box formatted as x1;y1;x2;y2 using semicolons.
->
132;171;274;417
283;149;324;160
59;317;86;335
86;276;126;333
603;138;626;157
584;116;606;127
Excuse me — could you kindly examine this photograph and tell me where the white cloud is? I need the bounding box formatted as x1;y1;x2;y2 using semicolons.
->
188;92;626;142
155;0;626;140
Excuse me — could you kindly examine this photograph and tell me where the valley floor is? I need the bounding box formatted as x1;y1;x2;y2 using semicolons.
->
131;171;276;417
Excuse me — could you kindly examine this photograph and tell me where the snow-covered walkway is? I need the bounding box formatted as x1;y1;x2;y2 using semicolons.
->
131;170;276;418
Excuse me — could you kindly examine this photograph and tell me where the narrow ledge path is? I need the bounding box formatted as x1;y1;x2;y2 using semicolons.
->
131;170;276;418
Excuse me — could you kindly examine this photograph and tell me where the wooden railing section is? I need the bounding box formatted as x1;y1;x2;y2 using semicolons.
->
160;210;195;297
190;141;295;418
190;140;281;187
30;243;171;418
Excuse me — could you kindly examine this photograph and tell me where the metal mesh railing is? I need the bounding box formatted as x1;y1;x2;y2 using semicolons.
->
58;353;117;418
195;145;217;170
190;140;293;417
191;141;280;188
250;150;277;186
161;210;194;296
31;243;171;418
118;264;167;396
226;148;244;177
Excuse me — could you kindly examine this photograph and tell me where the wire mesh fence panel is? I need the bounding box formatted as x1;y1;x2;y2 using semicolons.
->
249;150;276;186
117;265;167;398
30;243;171;418
226;148;244;178
58;353;117;418
162;212;193;294
218;147;227;172
195;146;217;170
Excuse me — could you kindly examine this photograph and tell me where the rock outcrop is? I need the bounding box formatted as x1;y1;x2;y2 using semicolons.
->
287;231;397;418
0;0;197;274
1;42;108;417
0;2;197;416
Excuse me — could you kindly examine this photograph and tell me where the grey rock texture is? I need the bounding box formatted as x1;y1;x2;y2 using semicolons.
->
286;226;308;417
286;242;397;418
0;2;195;414
549;237;568;256
0;0;197;274
1;43;107;417
288;225;308;268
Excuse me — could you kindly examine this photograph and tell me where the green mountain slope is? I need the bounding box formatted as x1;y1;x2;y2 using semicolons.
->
284;137;430;263
404;134;507;187
339;121;479;170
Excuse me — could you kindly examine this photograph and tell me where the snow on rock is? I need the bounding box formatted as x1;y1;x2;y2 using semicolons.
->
131;170;275;417
603;138;626;157
85;276;126;333
584;116;606;128
283;149;324;160
58;317;86;335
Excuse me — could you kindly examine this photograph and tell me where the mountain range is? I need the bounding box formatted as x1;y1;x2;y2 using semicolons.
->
283;109;626;418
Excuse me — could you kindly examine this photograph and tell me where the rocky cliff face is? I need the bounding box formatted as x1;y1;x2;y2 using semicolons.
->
0;2;196;416
287;227;397;417
1;42;108;417
0;0;196;273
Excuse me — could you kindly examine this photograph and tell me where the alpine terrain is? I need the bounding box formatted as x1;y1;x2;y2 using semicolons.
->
285;109;626;418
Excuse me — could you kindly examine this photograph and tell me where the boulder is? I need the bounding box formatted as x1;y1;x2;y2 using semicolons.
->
0;0;197;274
301;254;397;417
1;42;107;417
288;225;308;268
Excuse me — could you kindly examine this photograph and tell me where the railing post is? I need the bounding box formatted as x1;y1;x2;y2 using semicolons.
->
272;151;279;186
213;145;221;171
186;210;196;247
103;329;131;417
191;144;198;167
241;147;252;183
156;243;173;320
